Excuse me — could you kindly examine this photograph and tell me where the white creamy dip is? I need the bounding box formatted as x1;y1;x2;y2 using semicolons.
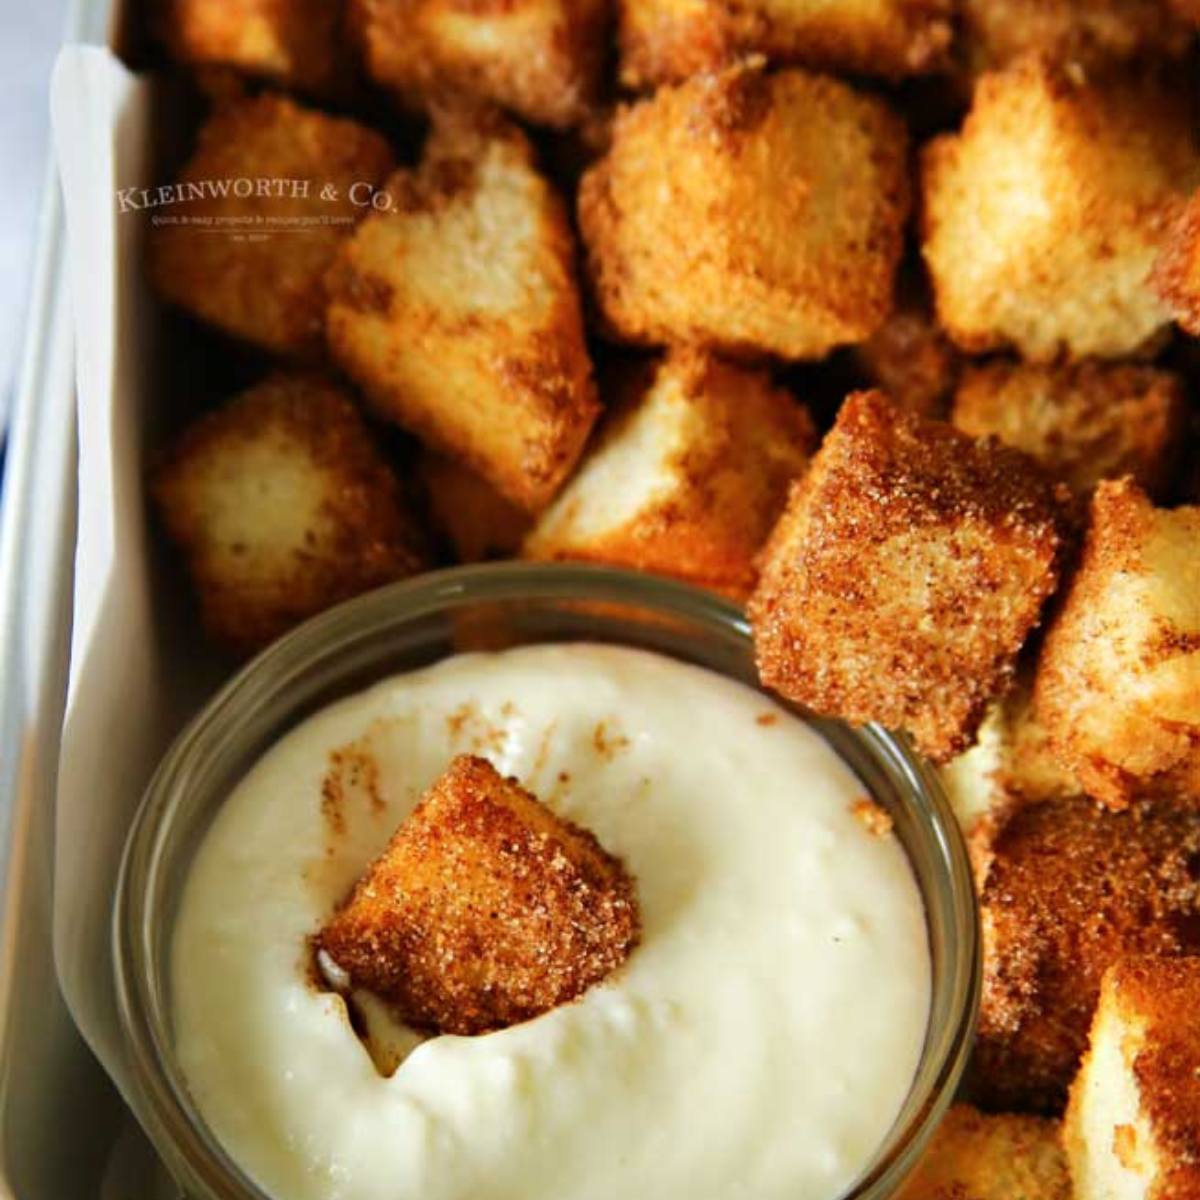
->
173;643;931;1200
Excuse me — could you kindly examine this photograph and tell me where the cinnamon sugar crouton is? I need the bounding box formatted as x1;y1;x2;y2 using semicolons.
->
1066;957;1200;1200
922;59;1200;362
153;373;426;655
959;0;1194;75
148;94;394;358
939;675;1081;834
896;1105;1070;1200
1154;190;1200;336
347;0;609;129
617;0;953;88
951;362;1188;499
750;391;1068;763
522;349;816;599
578;61;910;361
158;0;353;97
317;755;640;1036
326;107;599;512
1034;479;1200;810
972;798;1200;1114
417;452;533;563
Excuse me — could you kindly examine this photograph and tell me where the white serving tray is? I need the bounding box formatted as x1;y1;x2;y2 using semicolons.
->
0;0;175;1194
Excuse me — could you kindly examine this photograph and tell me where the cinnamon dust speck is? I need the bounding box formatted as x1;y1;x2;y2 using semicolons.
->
532;720;558;780
851;797;894;837
321;773;347;836
592;720;630;760
321;741;386;838
445;701;507;754
446;702;473;739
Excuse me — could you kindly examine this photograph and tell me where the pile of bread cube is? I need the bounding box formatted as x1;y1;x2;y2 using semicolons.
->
146;2;1200;1195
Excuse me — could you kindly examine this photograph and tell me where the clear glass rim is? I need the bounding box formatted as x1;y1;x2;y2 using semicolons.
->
113;562;981;1200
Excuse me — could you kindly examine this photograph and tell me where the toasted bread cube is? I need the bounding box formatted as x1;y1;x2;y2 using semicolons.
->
158;0;353;97
326;107;599;512
1067;957;1200;1200
578;62;910;361
1154;190;1200;336
940;674;1081;834
347;0;608;129
896;1105;1070;1200
922;59;1200;362
973;798;1200;1114
959;0;1193;75
1034;480;1200;809
523;349;816;598
851;303;959;419
148;94;394;358
317;755;640;1036
951;362;1187;498
750;390;1067;763
153;373;426;654
617;0;952;88
418;452;532;563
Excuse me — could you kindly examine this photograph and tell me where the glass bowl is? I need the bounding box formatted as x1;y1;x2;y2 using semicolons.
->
113;562;980;1200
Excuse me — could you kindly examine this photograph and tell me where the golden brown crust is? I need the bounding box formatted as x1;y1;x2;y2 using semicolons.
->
417;452;533;563
152;372;427;655
1034;479;1200;809
921;58;1200;362
972;798;1200;1113
1153;189;1200;336
523;348;816;599
1107;958;1200;1199
1066;956;1200;1200
158;0;356;97
895;1104;1070;1200
325;105;599;511
578;61;911;361
148;93;394;358
951;361;1188;499
317;755;640;1036
959;0;1194;75
617;0;954;88
347;0;609;129
750;390;1068;763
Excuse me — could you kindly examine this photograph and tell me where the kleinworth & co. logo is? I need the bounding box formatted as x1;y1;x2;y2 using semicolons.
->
116;175;397;237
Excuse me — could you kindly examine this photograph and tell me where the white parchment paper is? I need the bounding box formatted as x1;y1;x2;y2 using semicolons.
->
52;45;219;1096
